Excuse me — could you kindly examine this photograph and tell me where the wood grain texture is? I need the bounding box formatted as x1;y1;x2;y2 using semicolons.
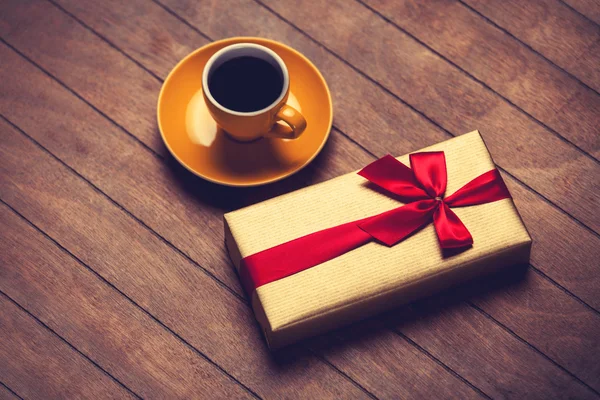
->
0;35;483;400
131;0;600;308
562;0;600;24
0;96;370;398
42;0;600;309
462;0;600;94
88;0;600;392
0;129;255;399
0;0;165;155
0;0;369;294
1;13;599;400
469;267;600;391
363;0;600;152
57;0;448;161
4;0;593;394
0;384;20;400
504;177;600;310
0;291;136;400
4;0;599;234
386;293;596;399
1;0;599;397
248;0;600;227
308;319;484;399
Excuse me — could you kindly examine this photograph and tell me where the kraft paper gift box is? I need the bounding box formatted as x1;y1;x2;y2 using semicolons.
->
224;131;532;349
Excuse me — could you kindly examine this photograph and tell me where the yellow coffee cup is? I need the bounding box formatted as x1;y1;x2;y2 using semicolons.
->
202;43;307;142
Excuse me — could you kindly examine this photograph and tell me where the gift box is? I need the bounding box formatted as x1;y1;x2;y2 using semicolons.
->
225;131;532;349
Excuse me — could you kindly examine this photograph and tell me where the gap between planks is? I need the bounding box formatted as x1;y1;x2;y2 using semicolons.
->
46;0;600;240
0;114;376;400
0;197;262;399
558;0;600;27
0;48;592;398
2;0;598;394
0;288;142;399
252;0;600;236
455;0;600;98
351;0;600;163
0;381;24;400
3;0;598;385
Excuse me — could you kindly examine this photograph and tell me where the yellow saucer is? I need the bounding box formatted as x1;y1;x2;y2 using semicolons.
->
157;37;333;187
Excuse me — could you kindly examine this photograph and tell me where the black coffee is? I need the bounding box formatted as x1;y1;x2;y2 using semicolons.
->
208;56;283;112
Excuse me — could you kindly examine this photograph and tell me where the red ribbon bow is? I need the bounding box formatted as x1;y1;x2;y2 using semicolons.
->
239;151;511;295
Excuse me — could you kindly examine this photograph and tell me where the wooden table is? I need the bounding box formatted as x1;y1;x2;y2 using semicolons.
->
1;0;599;398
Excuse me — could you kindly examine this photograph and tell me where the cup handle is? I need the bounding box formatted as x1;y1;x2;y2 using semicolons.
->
266;104;307;139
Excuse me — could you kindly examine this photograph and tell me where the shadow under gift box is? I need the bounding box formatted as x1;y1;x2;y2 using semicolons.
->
225;130;532;349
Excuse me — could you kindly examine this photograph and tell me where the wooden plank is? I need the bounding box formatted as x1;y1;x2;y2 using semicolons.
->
242;0;599;226
462;0;600;93
55;0;600;392
548;0;600;26
22;0;600;309
0;181;253;399
0;120;369;397
385;291;597;399
2;0;598;232
0;291;136;399
0;48;485;400
1;26;598;400
0;0;378;295
0;384;20;400
0;0;166;156
52;0;201;80
362;0;600;152
307;319;486;399
72;0;600;310
3;0;593;394
469;267;600;390
505;178;600;310
51;0;446;163
312;268;600;398
176;0;600;297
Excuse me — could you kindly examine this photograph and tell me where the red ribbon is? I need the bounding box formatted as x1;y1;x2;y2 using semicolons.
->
239;151;511;295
